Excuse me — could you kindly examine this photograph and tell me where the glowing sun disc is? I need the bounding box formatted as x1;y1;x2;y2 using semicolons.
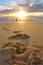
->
15;10;26;18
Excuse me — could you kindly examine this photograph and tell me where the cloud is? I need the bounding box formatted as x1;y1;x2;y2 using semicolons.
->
9;0;30;4
28;1;43;12
10;2;19;9
0;2;23;11
0;4;13;11
0;0;43;12
29;1;40;7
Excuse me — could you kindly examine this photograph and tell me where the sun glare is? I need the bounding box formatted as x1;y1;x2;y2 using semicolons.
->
15;10;26;18
11;10;27;19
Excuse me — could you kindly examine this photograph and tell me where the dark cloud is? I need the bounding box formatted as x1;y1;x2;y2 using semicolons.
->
29;2;43;12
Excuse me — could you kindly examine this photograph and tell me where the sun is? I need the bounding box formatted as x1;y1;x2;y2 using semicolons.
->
11;10;26;19
15;10;26;19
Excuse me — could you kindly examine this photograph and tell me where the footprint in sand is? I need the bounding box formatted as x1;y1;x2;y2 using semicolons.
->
3;27;10;31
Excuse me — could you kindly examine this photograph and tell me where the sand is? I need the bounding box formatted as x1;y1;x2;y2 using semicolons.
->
0;22;43;47
0;22;43;65
0;42;43;65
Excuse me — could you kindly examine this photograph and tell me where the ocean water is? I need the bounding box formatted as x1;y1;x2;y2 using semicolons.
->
0;16;43;23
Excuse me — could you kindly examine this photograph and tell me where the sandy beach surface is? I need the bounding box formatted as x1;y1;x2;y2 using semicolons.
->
0;22;43;47
0;22;43;65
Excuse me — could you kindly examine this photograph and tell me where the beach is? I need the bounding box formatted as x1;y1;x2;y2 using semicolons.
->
0;22;43;65
0;22;43;47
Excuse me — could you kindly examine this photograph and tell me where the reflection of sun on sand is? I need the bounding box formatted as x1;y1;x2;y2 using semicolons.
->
18;21;25;23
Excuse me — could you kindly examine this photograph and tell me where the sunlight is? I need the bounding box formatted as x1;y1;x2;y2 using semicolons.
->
18;21;25;23
15;10;26;18
11;10;27;19
6;12;43;18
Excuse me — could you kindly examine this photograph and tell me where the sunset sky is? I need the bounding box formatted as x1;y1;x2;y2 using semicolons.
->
0;0;43;11
0;0;43;22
